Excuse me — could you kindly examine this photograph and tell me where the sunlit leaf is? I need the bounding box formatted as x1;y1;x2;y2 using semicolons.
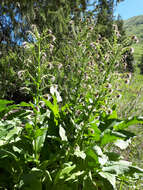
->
114;139;131;150
59;125;67;141
99;172;116;190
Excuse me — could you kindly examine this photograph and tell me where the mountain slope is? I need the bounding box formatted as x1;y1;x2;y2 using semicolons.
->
124;15;143;62
124;15;143;42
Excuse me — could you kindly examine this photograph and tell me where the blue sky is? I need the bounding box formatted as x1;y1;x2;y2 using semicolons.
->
115;0;143;20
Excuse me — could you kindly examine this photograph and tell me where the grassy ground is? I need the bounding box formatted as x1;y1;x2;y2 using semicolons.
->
116;67;143;189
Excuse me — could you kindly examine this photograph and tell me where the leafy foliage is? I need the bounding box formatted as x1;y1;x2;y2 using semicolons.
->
0;21;142;190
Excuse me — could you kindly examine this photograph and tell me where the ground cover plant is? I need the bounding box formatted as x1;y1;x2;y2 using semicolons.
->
0;18;143;190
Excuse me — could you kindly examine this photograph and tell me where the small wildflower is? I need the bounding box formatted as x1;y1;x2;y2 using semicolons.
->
125;79;130;84
107;108;113;115
130;47;134;54
69;20;73;25
86;18;90;23
123;63;127;69
58;64;62;70
49;44;54;53
113;24;118;31
98;34;102;40
42;52;47;61
52;35;56;42
76;110;81;115
51;76;56;82
116;94;122;99
89;26;94;31
109;89;113;94
106;83;112;89
78;42;82;46
131;35;139;43
90;42;95;48
95;93;99;98
88;128;94;134
17;70;25;79
88;105;92;109
95;116;100;120
47;29;52;34
115;31;121;38
126;72;132;79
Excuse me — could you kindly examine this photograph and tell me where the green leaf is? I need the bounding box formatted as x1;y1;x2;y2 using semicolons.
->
35;128;47;153
108;110;117;119
100;131;119;146
102;160;132;175
93;145;108;165
25;123;34;138
114;139;131;150
19;102;31;107
0;99;14;106
13;146;22;153
59;125;67;141
86;149;98;164
105;152;120;161
74;145;86;159
65;171;84;181
0;149;18;160
98;172;116;190
54;162;76;183
113;116;143;130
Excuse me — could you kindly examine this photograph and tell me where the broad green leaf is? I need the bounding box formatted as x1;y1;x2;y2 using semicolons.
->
5;126;21;141
54;162;76;183
100;132;119;146
105;152;120;161
98;154;108;166
19;102;31;107
35;128;47;153
99;172;116;190
0;149;18;160
113;116;143;130
59;125;67;141
93;145;108;165
108;110;117;119
42;97;53;111
127;165;143;175
102;160;132;175
42;97;59;119
65;171;84;181
93;145;103;156
86;149;98;163
13;146;22;153
50;85;62;103
114;139;131;150
74;145;86;159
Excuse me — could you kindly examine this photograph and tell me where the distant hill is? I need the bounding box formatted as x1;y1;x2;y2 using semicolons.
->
124;15;143;42
124;15;143;62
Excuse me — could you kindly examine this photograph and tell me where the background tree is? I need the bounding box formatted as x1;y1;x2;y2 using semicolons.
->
95;0;114;38
114;14;135;73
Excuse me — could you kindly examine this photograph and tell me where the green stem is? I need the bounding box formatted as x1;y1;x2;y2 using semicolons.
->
119;180;124;190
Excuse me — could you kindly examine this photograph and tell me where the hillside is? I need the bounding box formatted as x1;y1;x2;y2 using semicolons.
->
124;15;143;62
